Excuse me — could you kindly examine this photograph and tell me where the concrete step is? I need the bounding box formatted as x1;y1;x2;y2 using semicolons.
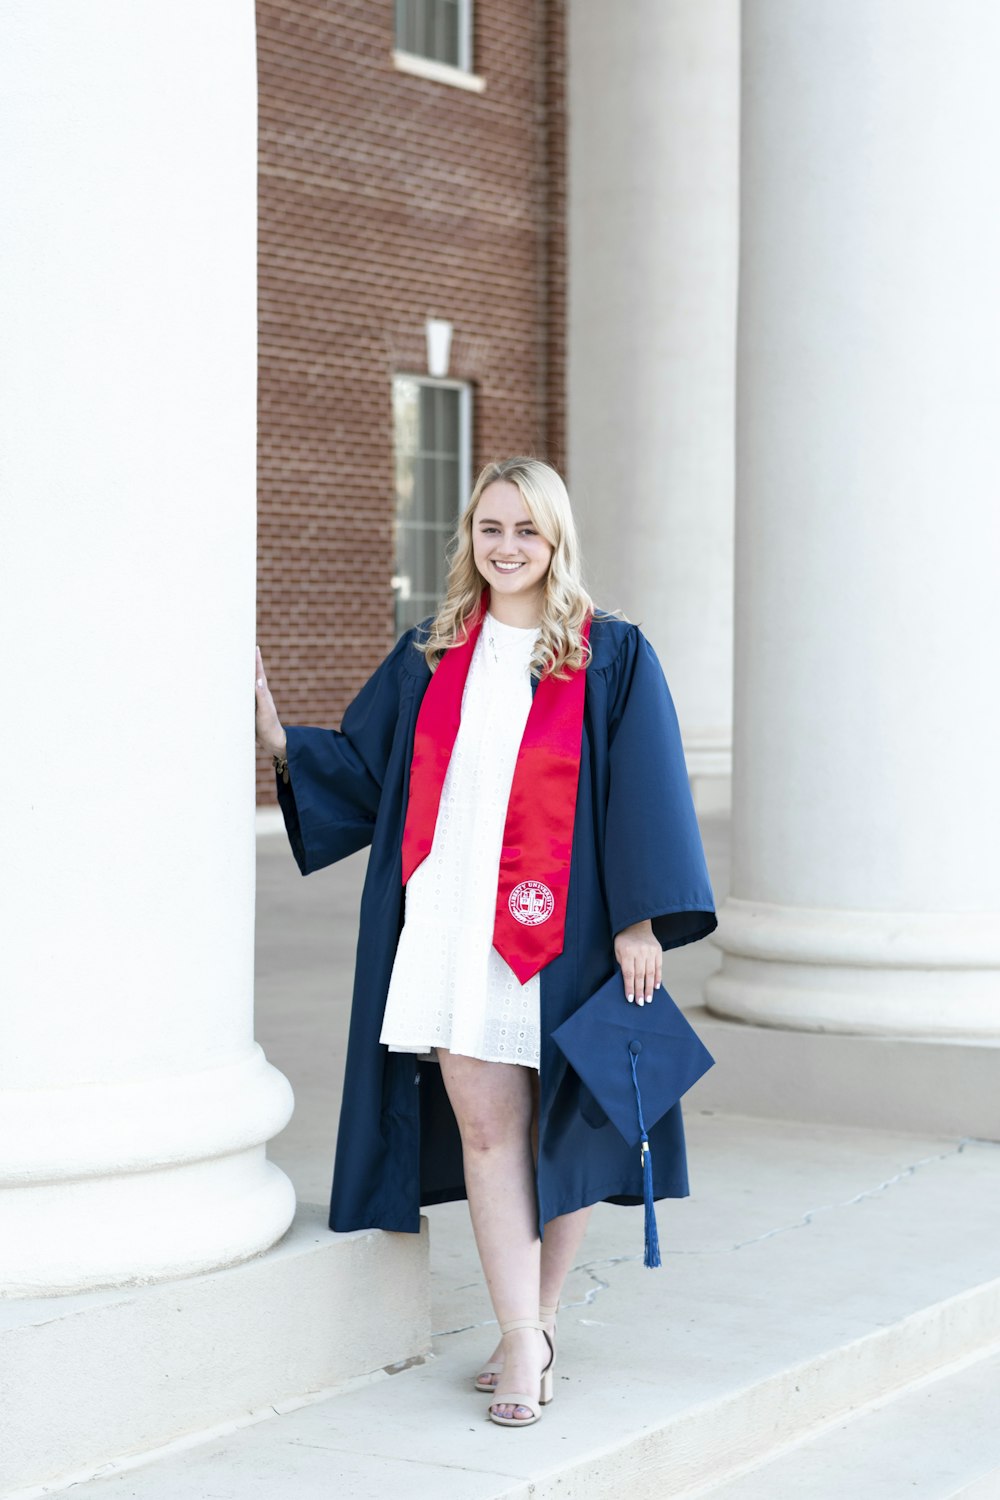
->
1;1205;429;1498
16;1112;1000;1500
692;1344;1000;1500
684;1004;1000;1141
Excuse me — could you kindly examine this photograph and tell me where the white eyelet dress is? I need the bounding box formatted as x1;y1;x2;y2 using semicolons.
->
378;609;543;1068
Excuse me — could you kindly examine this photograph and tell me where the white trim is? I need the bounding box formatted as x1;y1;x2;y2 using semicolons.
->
458;0;474;72
396;372;469;391
425;316;453;377
392;48;485;93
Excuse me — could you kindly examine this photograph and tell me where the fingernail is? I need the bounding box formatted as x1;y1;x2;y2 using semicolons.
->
627;994;634;1003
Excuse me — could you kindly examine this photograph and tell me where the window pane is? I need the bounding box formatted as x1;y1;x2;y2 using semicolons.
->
436;455;460;527
439;0;460;66
415;0;429;57
395;0;462;68
439;388;459;452
393;377;468;635
414;454;435;522
421;525;446;594
395;0;415;54
395;522;418;594
429;386;445;451
418;385;438;452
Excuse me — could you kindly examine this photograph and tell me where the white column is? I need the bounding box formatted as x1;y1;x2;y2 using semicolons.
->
706;0;1000;1036
0;2;295;1292
566;0;739;800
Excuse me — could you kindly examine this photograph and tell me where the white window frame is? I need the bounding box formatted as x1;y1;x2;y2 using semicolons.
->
391;374;473;631
392;0;484;92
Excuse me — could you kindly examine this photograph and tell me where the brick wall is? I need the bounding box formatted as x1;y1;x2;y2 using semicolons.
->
256;0;566;803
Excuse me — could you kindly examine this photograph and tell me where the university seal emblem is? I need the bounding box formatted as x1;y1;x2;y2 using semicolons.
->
508;880;555;927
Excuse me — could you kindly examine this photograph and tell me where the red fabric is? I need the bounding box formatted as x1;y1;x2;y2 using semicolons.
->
401;587;593;983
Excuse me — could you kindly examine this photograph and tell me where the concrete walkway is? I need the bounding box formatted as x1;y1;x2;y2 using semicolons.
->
28;817;1000;1499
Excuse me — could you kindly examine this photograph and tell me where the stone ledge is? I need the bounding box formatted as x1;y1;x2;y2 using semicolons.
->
684;1005;1000;1139
692;1343;1000;1498
1;1204;429;1497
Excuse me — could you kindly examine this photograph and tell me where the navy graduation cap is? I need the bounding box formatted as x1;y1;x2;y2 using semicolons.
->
551;971;716;1267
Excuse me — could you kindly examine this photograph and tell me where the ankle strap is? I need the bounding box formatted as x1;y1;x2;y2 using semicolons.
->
538;1303;559;1321
499;1317;544;1334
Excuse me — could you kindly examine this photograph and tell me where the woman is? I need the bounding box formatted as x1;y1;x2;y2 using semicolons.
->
255;456;717;1428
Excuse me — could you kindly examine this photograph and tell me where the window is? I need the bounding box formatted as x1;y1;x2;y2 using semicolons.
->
392;375;472;636
394;0;471;72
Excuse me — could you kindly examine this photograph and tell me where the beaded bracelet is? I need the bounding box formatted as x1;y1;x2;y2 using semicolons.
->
273;753;289;785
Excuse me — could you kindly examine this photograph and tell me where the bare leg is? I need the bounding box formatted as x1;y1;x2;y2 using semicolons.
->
477;1205;595;1382
531;1068;595;1318
475;1066;595;1388
540;1203;595;1313
437;1048;551;1421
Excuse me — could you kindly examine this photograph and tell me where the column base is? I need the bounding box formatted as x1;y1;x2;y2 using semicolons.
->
705;898;1000;1037
2;1203;431;1496
0;1046;296;1293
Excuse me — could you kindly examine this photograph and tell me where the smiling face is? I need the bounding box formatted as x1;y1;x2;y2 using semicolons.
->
471;479;554;611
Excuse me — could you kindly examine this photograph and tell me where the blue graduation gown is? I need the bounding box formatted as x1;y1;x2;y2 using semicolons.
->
275;610;718;1235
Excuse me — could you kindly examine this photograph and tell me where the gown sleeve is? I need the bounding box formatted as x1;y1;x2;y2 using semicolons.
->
275;627;415;875
603;626;718;950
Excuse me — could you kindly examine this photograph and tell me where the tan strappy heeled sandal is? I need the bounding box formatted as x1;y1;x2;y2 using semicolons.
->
474;1355;504;1394
539;1301;559;1356
474;1302;558;1392
486;1318;555;1428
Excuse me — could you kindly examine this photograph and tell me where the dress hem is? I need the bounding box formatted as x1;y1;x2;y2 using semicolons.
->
386;1041;539;1069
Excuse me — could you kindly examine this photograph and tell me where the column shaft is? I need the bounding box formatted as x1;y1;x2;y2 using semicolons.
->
567;0;739;793
0;1;295;1292
706;0;1000;1035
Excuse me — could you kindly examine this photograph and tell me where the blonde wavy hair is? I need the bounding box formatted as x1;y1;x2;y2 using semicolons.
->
414;456;625;679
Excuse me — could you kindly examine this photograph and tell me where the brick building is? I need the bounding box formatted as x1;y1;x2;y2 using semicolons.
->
256;0;566;803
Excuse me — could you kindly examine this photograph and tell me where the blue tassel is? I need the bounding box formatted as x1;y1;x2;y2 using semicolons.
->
640;1137;661;1268
629;1042;662;1269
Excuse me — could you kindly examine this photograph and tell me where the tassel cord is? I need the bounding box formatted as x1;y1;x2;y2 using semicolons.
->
629;1045;662;1269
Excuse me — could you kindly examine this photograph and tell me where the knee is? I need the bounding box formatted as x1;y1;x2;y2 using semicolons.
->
459;1110;524;1156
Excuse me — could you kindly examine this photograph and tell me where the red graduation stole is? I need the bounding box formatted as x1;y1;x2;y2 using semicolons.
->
401;588;592;984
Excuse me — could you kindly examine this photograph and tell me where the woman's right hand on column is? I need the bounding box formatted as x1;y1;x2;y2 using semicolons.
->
255;645;287;759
